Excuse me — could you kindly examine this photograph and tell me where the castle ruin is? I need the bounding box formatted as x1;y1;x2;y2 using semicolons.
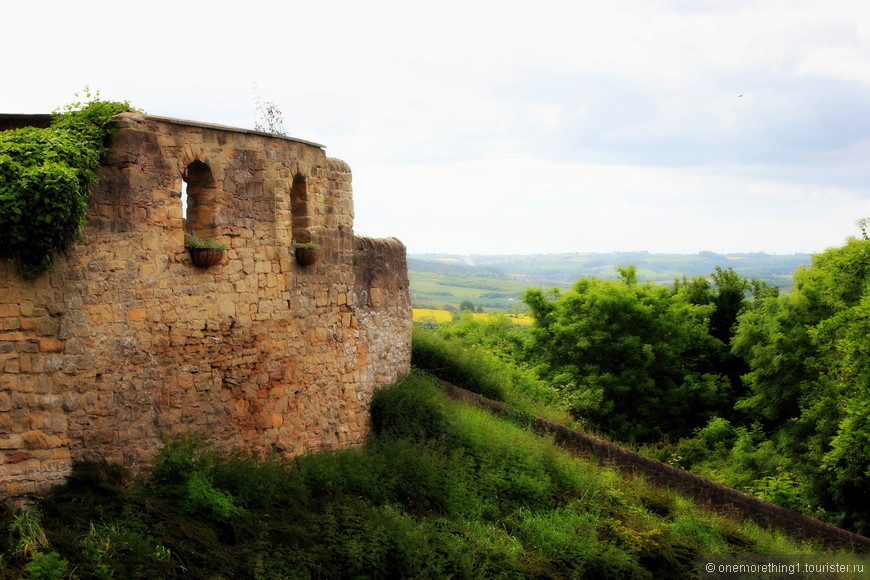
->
0;113;412;495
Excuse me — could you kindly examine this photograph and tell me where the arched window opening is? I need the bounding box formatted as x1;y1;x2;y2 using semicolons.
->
182;160;218;238
290;174;311;243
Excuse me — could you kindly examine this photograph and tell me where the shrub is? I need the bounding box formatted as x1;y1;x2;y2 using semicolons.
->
0;91;136;277
151;436;242;521
370;372;450;440
22;551;69;580
212;450;302;511
524;274;729;442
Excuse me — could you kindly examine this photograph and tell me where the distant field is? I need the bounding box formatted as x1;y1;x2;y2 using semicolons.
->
409;270;543;313
409;251;811;313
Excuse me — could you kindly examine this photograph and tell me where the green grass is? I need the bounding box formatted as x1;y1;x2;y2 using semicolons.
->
412;322;585;430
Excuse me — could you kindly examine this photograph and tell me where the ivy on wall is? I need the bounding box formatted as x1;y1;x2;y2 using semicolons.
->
0;92;137;278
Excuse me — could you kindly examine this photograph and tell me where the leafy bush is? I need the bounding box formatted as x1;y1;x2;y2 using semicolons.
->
432;311;530;363
22;551;69;580
524;269;730;442
0;91;135;277
151;436;242;521
731;234;870;532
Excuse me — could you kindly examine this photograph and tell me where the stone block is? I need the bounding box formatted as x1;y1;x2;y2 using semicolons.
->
18;303;42;317
45;302;65;317
36;317;60;337
22;431;49;450
4;451;33;463
3;480;37;496
0;433;23;449
0;304;20;317
38;338;65;353
217;299;237;318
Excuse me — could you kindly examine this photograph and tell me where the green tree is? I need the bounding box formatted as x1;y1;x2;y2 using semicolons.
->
674;267;777;411
809;296;870;530
732;236;870;427
432;311;532;369
674;267;776;345
731;232;870;532
524;273;727;442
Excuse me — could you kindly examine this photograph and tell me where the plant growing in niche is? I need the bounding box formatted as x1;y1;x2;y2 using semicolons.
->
0;88;137;277
186;234;226;268
185;234;227;251
294;241;321;266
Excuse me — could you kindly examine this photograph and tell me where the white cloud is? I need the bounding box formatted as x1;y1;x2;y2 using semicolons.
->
352;151;870;254
798;45;870;85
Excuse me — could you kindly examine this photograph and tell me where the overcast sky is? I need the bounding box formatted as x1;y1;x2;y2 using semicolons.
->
4;0;870;255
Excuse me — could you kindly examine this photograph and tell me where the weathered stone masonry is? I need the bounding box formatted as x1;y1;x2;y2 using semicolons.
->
0;113;412;495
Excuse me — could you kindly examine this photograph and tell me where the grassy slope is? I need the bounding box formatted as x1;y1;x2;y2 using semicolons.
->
0;374;832;579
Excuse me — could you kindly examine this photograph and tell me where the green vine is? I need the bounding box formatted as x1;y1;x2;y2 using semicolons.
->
0;89;137;278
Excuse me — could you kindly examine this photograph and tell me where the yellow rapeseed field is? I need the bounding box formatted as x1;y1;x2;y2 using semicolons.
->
412;309;453;324
471;312;534;325
412;309;533;325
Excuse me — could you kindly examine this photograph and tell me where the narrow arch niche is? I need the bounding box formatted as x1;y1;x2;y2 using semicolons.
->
290;174;312;243
182;160;218;238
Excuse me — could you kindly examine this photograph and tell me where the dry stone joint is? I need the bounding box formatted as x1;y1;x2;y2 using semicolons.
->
0;113;412;496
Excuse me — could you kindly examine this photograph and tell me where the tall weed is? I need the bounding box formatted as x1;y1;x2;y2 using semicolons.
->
9;510;49;558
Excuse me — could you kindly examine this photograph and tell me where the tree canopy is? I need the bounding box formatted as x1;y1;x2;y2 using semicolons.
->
731;235;870;532
524;266;731;441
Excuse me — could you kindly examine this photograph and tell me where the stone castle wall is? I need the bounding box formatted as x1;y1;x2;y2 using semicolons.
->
0;113;412;495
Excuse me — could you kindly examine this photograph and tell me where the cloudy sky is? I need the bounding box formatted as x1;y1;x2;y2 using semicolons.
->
4;0;870;255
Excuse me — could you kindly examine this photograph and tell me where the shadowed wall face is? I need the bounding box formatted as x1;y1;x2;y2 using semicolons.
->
0;114;412;496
